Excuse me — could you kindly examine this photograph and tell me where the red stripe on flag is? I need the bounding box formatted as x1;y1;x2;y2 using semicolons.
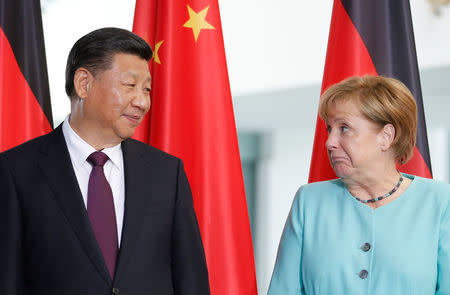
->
398;146;432;178
309;0;377;183
0;28;52;152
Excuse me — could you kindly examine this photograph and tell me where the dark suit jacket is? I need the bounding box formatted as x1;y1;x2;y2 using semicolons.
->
0;125;210;295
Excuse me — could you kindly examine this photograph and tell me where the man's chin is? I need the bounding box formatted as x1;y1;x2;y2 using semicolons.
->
117;127;137;141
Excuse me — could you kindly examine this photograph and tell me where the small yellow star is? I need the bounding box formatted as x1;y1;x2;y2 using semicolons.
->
182;5;215;42
153;40;164;64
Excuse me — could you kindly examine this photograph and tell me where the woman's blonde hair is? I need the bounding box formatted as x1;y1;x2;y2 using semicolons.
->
319;75;417;164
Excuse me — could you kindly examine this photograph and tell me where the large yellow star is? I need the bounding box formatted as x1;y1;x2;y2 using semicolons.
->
153;40;164;64
182;5;215;42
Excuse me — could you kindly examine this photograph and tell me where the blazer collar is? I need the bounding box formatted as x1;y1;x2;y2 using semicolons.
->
38;125;112;285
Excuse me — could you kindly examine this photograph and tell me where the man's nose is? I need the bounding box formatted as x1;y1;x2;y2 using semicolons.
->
132;91;151;111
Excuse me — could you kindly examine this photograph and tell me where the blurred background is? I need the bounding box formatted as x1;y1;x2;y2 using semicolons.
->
41;0;450;293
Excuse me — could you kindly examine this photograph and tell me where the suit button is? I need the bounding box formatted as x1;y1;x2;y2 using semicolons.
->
359;269;368;279
361;242;371;252
112;287;119;295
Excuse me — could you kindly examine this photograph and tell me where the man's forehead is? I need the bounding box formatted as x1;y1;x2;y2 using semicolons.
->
110;53;151;79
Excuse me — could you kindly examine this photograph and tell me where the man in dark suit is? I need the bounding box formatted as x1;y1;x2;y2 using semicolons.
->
0;27;210;295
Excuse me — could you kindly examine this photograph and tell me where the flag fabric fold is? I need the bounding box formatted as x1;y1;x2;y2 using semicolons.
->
309;0;432;183
0;0;53;152
132;1;258;294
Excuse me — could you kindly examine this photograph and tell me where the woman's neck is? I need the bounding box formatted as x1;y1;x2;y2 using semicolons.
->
343;167;401;201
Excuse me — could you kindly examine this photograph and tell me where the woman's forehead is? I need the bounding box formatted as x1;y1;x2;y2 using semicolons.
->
326;99;362;118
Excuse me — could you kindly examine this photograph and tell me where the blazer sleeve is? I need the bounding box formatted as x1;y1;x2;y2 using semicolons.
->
436;200;450;294
0;157;27;295
267;188;304;295
171;159;210;295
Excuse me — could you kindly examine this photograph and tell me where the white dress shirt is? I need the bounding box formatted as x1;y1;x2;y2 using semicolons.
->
62;116;124;247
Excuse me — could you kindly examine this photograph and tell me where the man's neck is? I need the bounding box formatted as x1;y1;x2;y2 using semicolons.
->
68;114;122;151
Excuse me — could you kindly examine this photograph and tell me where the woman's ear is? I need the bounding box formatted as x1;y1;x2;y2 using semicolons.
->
73;67;93;100
379;124;396;151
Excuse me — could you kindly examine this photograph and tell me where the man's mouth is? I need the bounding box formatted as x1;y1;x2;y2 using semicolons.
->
123;114;141;124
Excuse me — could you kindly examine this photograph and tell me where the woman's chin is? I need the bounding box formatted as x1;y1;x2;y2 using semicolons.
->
332;165;353;179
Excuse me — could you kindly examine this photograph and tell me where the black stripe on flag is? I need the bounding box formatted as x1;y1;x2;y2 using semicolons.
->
0;0;53;127
341;0;432;174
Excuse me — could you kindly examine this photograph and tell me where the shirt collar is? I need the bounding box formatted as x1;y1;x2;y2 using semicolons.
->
62;115;123;170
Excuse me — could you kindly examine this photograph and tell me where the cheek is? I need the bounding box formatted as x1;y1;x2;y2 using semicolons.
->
108;89;130;114
347;141;373;163
110;87;126;104
339;140;358;161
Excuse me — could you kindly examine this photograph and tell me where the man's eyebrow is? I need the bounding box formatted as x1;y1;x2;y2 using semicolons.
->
121;72;151;83
120;72;137;80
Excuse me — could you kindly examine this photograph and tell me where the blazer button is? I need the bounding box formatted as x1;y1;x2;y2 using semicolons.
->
112;287;120;295
361;242;371;252
359;269;368;279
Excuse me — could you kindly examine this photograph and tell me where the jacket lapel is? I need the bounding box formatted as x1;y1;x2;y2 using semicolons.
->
114;139;155;281
37;125;112;285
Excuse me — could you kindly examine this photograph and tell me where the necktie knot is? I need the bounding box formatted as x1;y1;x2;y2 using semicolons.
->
88;151;109;167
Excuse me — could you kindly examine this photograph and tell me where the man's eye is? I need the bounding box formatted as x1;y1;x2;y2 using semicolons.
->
326;126;331;134
125;83;135;87
341;125;349;132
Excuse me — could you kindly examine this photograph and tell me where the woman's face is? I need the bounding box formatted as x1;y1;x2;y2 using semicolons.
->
325;100;385;179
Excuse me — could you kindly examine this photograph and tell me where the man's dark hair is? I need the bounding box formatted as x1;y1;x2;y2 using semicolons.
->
65;27;153;99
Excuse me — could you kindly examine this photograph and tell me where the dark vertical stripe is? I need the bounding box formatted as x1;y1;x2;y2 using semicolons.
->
341;0;432;175
0;0;53;127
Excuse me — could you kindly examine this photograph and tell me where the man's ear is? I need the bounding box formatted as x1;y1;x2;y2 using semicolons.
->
379;123;396;151
73;67;93;99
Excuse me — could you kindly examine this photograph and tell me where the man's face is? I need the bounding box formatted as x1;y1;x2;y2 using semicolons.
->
82;53;151;143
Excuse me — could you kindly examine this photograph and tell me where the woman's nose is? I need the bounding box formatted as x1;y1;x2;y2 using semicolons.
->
325;131;338;150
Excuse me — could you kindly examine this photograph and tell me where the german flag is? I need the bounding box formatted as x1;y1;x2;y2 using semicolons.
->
309;0;432;182
0;0;53;152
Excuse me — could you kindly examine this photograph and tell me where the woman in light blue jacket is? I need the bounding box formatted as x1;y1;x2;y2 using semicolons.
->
268;75;450;295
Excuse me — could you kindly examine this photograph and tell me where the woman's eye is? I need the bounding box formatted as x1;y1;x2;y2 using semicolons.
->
341;125;349;132
326;125;332;134
144;88;151;93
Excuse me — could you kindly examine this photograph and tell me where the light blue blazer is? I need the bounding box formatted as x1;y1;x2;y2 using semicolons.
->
268;175;450;295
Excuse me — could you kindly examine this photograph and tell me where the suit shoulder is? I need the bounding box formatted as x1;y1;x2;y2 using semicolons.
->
414;176;450;191
124;138;181;163
410;175;450;204
297;178;344;198
0;132;50;162
290;179;346;208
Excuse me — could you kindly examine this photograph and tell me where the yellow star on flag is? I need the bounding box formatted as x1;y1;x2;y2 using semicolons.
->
182;5;215;42
153;40;164;64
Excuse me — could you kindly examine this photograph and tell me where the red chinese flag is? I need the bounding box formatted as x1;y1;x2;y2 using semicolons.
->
132;1;258;294
309;0;432;183
0;0;53;152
